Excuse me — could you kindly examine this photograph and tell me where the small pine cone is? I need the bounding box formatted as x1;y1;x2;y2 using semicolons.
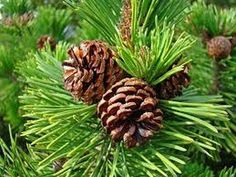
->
156;65;190;100
207;36;232;60
97;78;163;148
119;0;131;43
37;35;57;50
63;40;123;104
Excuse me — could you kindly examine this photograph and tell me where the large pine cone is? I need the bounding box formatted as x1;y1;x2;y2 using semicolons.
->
156;65;190;100
207;36;232;60
37;35;56;50
63;41;123;104
97;78;163;148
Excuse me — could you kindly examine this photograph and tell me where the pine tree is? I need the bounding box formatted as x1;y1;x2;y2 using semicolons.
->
0;0;236;177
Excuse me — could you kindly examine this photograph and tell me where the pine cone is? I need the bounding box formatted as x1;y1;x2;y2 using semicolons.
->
119;0;131;43
63;41;123;104
207;36;232;60
97;78;163;148
37;35;57;50
156;65;190;100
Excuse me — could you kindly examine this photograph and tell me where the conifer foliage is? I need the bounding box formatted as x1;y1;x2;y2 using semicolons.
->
183;0;236;155
0;0;236;177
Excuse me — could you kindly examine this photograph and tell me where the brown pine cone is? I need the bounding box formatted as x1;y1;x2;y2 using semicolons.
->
156;65;190;100
63;40;123;104
37;35;57;50
119;0;131;43
207;36;232;60
97;78;163;148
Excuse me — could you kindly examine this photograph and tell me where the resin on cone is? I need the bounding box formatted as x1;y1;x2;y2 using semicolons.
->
156;65;190;99
63;41;123;104
97;78;163;148
207;36;232;60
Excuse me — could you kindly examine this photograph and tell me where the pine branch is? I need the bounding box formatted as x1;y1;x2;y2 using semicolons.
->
183;0;236;37
217;56;236;154
68;0;189;44
180;162;214;177
32;6;73;41
187;39;215;94
161;91;229;158
17;45;230;176
2;1;231;176
131;0;189;33
181;1;236;155
75;20;102;42
13;2;233;176
0;0;32;16
187;40;236;155
75;0;122;44
0;127;43;177
116;22;194;86
219;166;236;177
0;46;23;128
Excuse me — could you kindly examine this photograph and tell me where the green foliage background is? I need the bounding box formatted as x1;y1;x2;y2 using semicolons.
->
0;0;235;176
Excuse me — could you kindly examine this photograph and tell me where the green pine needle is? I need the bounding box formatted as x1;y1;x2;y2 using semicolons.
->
180;162;214;177
219;166;236;177
183;0;236;36
0;127;45;177
116;22;194;85
0;0;32;16
16;44;229;176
